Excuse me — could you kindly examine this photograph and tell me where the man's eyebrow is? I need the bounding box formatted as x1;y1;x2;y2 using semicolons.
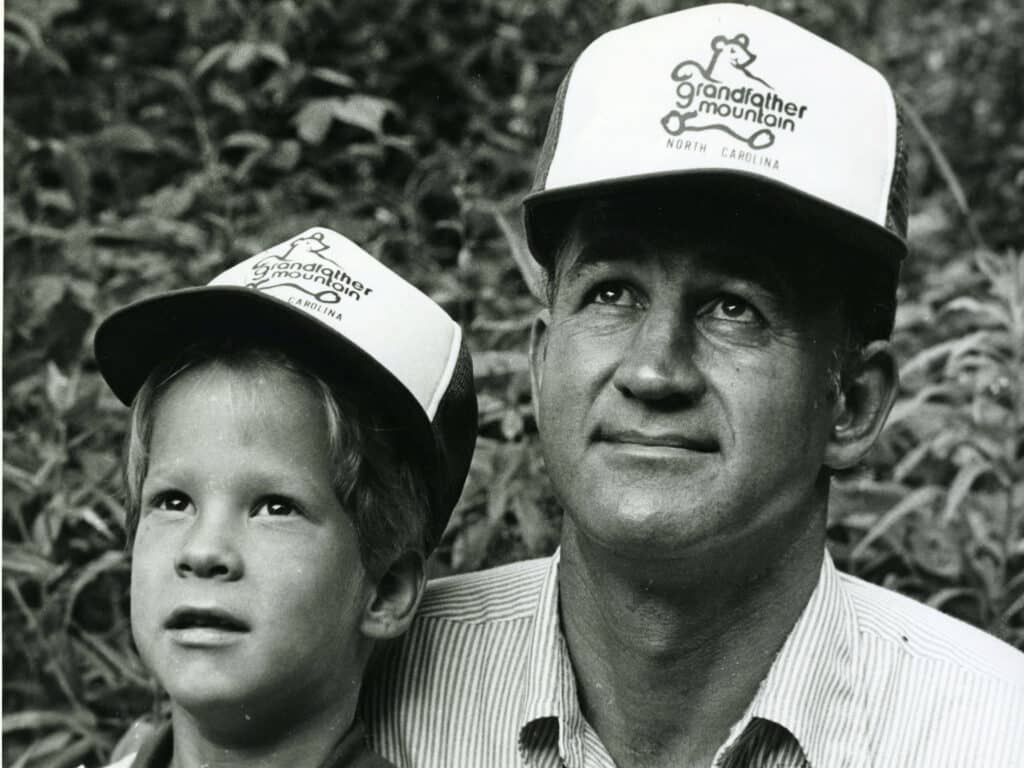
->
559;231;647;277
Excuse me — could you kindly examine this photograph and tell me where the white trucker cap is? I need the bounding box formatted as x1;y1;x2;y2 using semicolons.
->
524;3;908;266
94;227;477;545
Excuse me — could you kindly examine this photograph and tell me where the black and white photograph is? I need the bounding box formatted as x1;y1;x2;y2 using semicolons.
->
4;1;1023;766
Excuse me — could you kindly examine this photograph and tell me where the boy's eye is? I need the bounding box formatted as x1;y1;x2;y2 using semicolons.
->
701;295;763;325
585;282;641;308
150;491;194;515
252;497;302;518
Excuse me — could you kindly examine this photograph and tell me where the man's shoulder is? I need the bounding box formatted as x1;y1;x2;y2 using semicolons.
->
839;570;1024;686
414;554;553;625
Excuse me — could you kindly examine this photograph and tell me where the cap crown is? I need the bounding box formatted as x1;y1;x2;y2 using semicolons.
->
210;228;463;420
528;3;907;258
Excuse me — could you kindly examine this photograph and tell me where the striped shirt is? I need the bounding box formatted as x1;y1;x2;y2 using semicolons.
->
361;549;1024;767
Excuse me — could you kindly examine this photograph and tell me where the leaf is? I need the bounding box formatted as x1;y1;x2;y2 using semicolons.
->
4;461;38;493
142;184;197;219
222;131;273;151
493;208;545;301
208;79;248;114
45;361;76;415
473;351;530;379
2;709;85;734
908;525;961;579
926;587;979;612
294;96;393;143
30;275;68;319
224;41;289;72
293;99;337;145
254;42;289;68
9;730;74;768
942;460;995;522
500;408;525;441
899;331;989;380
265;140;301;171
75;506;116;540
53;141;91;215
310;66;356;89
2;544;63;582
64;550;128;626
4;11;70;74
943;296;1011;329
851;485;943;561
193;41;233;78
330;94;390;134
91;124;158;154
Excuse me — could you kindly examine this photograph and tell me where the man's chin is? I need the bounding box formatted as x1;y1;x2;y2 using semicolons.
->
563;498;728;561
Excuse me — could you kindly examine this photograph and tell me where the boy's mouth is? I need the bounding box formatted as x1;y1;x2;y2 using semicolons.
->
165;607;249;632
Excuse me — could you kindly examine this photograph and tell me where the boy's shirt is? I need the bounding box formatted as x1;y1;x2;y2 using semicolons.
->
97;719;396;768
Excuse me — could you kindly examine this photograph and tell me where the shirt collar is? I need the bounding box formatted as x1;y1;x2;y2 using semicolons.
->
735;550;868;767
517;548;589;767
128;718;394;768
516;549;867;768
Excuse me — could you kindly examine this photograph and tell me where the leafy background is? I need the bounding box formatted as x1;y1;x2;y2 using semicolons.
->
4;0;1022;765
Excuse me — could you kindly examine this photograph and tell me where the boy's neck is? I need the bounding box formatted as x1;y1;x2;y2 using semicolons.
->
167;694;360;768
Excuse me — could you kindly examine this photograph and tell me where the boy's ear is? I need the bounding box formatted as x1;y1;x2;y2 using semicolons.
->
528;309;551;430
824;340;899;470
360;551;426;640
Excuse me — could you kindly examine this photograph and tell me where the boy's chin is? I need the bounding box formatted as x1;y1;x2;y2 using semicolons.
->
168;689;295;745
161;664;360;745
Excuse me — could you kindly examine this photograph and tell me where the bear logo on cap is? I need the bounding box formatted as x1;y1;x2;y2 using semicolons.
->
245;230;374;307
660;33;807;151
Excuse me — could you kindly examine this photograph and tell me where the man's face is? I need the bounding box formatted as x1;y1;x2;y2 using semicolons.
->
131;364;372;731
532;215;844;561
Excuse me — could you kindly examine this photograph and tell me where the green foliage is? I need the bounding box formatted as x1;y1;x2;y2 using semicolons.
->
4;0;1022;765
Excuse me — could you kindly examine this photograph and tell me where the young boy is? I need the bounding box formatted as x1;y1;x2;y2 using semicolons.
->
93;227;477;768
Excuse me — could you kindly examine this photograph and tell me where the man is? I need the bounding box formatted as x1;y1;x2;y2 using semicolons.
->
362;4;1024;767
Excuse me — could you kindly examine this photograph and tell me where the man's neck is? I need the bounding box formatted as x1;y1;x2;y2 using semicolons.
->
168;693;358;768
558;515;825;768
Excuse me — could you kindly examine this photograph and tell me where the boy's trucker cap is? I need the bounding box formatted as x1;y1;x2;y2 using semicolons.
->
94;227;477;546
524;3;908;266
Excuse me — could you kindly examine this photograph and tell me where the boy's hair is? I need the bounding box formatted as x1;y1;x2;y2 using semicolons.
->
123;339;430;579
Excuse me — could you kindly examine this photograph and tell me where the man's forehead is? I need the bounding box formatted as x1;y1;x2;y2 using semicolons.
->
555;204;803;287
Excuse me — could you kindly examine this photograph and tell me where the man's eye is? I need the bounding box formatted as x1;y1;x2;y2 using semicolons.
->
150;492;194;514
703;296;763;324
586;283;639;307
252;497;302;518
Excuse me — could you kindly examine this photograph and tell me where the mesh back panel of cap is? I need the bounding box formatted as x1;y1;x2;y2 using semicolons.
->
427;340;477;548
885;104;909;241
531;65;575;195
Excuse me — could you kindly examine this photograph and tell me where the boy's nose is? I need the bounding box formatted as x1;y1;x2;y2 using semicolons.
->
173;512;243;581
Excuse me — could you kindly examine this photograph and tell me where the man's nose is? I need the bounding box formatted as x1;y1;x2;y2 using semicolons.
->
173;507;244;581
612;305;706;404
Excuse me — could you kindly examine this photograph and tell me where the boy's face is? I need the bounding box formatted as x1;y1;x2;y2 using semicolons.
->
131;363;374;730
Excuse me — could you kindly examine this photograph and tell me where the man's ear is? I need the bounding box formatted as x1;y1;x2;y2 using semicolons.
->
360;551;426;640
529;309;551;431
825;340;899;470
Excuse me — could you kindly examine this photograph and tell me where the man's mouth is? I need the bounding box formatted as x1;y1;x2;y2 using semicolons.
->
165;607;249;632
595;427;718;453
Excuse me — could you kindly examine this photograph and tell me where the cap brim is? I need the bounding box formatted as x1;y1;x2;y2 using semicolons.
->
94;285;441;511
523;170;907;269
